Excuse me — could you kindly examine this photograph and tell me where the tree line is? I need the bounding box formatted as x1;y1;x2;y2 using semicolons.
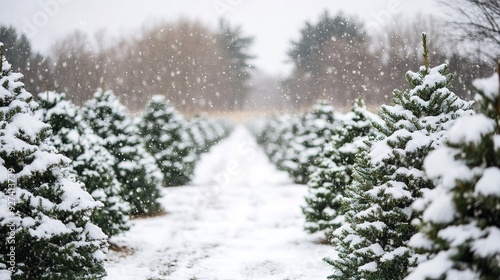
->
0;0;498;112
253;33;500;279
0;42;233;277
0;19;254;112
284;11;495;109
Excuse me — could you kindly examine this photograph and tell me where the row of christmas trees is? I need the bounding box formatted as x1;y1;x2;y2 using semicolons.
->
250;100;353;185
38;90;231;232
252;34;500;279
0;43;232;279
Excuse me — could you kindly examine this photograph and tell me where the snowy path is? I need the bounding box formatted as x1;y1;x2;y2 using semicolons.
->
105;126;334;280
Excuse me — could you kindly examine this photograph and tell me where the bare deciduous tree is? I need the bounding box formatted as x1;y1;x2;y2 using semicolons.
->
52;30;101;105
439;0;500;62
48;19;254;112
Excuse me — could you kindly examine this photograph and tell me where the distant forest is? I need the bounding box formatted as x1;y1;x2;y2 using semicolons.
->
0;3;498;112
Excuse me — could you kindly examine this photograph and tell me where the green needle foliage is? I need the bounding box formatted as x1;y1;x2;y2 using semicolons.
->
83;89;163;215
326;34;474;280
138;95;196;187
37;91;130;237
407;70;500;280
0;43;107;279
303;98;375;239
283;100;340;184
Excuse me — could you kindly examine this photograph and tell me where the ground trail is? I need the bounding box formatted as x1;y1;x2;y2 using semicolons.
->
105;126;334;280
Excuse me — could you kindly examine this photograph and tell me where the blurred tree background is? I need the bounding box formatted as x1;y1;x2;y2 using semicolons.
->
0;3;497;113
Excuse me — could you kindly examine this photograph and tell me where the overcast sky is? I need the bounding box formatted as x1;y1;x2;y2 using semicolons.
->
0;0;439;76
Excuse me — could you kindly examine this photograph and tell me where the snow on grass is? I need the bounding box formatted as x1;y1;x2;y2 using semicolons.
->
105;126;334;279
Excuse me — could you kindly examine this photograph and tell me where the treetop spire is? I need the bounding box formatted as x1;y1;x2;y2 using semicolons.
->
422;32;429;70
0;42;3;72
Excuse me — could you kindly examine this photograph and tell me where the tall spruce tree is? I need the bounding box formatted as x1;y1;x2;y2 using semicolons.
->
217;19;254;110
0;26;55;93
285;11;366;108
282;100;339;184
138;95;196;187
37;91;130;237
406;70;500;280
326;34;474;279
303;98;375;238
0;44;107;279
83;89;163;215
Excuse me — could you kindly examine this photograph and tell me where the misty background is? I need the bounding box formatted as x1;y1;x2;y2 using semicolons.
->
0;0;497;115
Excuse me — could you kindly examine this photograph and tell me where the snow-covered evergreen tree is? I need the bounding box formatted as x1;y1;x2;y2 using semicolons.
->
246;117;268;140
210;119;233;145
186;116;210;155
254;113;301;172
186;115;233;156
0;44;107;279
37;91;130;237
303;98;375;238
83;89;163;215
138;95;197;186
282;100;339;184
406;70;500;280
326;34;474;279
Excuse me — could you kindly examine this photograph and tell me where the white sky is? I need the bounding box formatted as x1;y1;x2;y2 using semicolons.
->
0;0;439;76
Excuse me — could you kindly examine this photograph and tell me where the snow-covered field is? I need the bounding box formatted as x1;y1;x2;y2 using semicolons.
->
105;126;335;280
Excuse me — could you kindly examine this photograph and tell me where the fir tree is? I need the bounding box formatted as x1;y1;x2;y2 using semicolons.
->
138;95;196;187
0;26;55;93
406;70;500;279
326;34;474;279
186;116;210;155
217;19;254;110
303;98;375;238
282;100;339;184
37;91;130;237
286;11;366;108
255;113;301;172
210;119;233;144
83;89;163;215
0;43;107;279
186;116;233;154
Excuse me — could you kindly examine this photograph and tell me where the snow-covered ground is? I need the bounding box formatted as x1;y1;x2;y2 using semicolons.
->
105;126;335;279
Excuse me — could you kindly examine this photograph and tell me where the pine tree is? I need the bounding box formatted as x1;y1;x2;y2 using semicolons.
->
217;19;254;110
138;95;196;187
185;115;233;155
255;113;301;172
282;100;339;184
37;91;130;237
406;69;500;279
209;119;233;144
0;26;55;93
0;44;107;279
186;116;210;155
286;11;367;108
303;98;375;238
326;34;474;279
83;89;163;215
